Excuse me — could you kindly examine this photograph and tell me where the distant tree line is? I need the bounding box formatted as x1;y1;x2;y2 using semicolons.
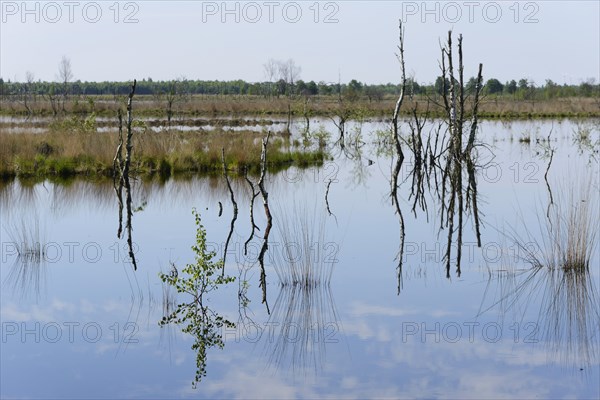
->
1;76;598;101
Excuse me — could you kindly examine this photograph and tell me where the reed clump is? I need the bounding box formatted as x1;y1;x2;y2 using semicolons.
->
549;185;597;271
511;177;598;271
3;216;48;301
4;216;46;260
273;204;336;287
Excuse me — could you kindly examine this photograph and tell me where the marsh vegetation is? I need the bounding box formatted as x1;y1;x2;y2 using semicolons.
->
1;23;599;399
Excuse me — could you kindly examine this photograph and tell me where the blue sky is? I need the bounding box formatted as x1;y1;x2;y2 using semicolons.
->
1;1;598;84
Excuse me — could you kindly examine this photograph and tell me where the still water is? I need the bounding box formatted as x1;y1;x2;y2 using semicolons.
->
1;118;598;398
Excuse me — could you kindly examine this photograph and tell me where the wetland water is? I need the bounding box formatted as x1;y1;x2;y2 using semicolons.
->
1;118;599;398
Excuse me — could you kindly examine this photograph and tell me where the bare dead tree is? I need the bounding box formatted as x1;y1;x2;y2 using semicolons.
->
436;32;484;277
113;109;124;177
464;63;484;157
21;71;35;116
114;109;125;239
123;80;138;271
42;83;59;116
287;59;301;90
329;72;352;149
277;58;301;97
390;20;407;294
390;28;485;282
110;81;138;270
122;80;137;179
221;148;238;276
165;82;176;127
329;112;347;148
57;56;73;112
263;58;278;99
257;131;272;314
163;78;189;127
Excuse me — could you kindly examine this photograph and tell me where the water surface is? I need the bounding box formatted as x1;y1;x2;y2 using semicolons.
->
1;118;598;398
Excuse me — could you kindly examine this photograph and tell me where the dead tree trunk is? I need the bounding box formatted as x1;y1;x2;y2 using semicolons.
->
123;80;137;180
257;131;272;314
391;20;407;294
437;32;484;278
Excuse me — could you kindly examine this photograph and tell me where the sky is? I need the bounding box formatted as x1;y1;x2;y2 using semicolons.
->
1;1;599;85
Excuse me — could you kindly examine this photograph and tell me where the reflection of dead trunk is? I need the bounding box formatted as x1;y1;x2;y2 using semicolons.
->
115;181;124;239
221;148;238;276
112;80;138;271
330;115;346;149
391;156;406;294
243;167;261;255
408;106;429;218
124;81;138;271
437;32;483;278
257;132;272;314
285;102;292;134
391;20;407;294
303;96;310;134
386;25;486;285
123;173;137;271
466;157;482;247
544;128;555;223
325;179;337;222
464;63;484;249
258;221;271;315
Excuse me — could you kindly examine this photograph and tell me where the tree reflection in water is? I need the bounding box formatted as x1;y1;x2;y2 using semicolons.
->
158;209;236;388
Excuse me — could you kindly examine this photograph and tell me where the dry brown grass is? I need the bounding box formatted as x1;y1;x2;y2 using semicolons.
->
2;95;598;119
0;125;324;178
